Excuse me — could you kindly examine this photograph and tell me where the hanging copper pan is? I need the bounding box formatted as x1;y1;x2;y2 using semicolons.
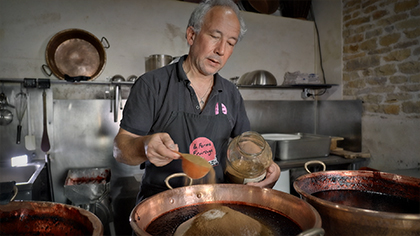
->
241;0;280;15
130;184;323;236
42;28;109;81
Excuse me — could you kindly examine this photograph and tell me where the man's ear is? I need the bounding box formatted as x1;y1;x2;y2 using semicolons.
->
186;26;196;46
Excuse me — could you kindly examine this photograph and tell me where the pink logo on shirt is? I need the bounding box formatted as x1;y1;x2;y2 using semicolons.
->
215;103;227;115
190;137;218;166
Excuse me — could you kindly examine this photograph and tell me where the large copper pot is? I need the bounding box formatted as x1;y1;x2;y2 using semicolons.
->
294;169;420;236
0;201;103;235
130;184;323;236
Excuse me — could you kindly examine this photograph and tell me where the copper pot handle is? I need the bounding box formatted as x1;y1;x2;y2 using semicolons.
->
297;228;325;236
101;37;110;49
164;173;193;189
304;160;326;173
41;64;53;76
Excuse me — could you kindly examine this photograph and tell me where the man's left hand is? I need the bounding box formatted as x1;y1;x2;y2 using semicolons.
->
247;162;281;189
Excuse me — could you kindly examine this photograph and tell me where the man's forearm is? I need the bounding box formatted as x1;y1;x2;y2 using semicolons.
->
113;130;147;166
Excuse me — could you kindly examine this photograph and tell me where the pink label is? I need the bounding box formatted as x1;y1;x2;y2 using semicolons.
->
190;137;217;165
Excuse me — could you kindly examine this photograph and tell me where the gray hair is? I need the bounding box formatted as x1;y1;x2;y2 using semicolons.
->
187;0;247;42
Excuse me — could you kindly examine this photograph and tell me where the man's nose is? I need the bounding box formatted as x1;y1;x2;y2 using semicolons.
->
215;41;226;56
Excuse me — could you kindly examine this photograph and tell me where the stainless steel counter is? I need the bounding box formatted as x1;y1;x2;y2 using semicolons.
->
386;168;420;178
276;155;368;170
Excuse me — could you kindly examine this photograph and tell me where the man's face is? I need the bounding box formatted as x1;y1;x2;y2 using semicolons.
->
187;6;241;76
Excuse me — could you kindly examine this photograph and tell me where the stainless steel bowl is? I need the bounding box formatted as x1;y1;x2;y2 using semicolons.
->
237;70;277;86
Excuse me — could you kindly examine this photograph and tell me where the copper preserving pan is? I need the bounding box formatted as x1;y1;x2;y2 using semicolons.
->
43;28;109;81
130;184;323;236
242;0;280;15
294;169;420;236
0;201;103;235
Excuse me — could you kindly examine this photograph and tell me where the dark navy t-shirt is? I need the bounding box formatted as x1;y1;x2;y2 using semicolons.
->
120;55;250;138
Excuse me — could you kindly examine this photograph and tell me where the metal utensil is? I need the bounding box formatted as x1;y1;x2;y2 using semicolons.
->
15;85;27;144
41;90;50;152
0;84;14;126
24;90;36;150
111;75;125;122
175;151;212;179
0;109;13;126
164;151;213;190
39;79;51;153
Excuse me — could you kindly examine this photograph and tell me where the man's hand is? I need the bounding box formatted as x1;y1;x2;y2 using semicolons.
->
144;133;180;166
113;128;180;166
246;162;281;189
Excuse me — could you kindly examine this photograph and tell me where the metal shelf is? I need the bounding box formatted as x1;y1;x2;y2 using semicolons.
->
237;84;338;89
0;78;135;86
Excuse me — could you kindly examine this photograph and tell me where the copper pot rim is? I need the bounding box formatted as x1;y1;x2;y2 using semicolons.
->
130;183;322;235
45;28;107;81
0;200;104;235
293;170;420;220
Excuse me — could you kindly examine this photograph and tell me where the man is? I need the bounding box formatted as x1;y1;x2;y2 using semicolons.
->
113;0;280;202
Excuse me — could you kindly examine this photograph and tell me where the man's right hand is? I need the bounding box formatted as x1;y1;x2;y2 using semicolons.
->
144;133;180;167
113;128;180;166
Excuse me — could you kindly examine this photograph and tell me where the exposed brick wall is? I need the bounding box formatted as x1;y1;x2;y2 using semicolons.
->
342;0;420;117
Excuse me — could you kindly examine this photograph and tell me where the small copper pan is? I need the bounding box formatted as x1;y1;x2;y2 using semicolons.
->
43;28;109;81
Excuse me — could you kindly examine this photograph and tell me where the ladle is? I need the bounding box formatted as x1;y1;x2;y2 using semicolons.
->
174;151;212;179
164;151;213;189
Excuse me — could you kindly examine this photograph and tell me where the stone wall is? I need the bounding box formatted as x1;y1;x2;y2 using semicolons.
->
342;0;420;170
343;0;420;117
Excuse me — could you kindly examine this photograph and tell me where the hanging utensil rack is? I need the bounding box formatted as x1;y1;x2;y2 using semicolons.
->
0;78;135;86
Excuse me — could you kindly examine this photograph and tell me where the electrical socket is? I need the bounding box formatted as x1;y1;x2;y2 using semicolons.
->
301;88;311;99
